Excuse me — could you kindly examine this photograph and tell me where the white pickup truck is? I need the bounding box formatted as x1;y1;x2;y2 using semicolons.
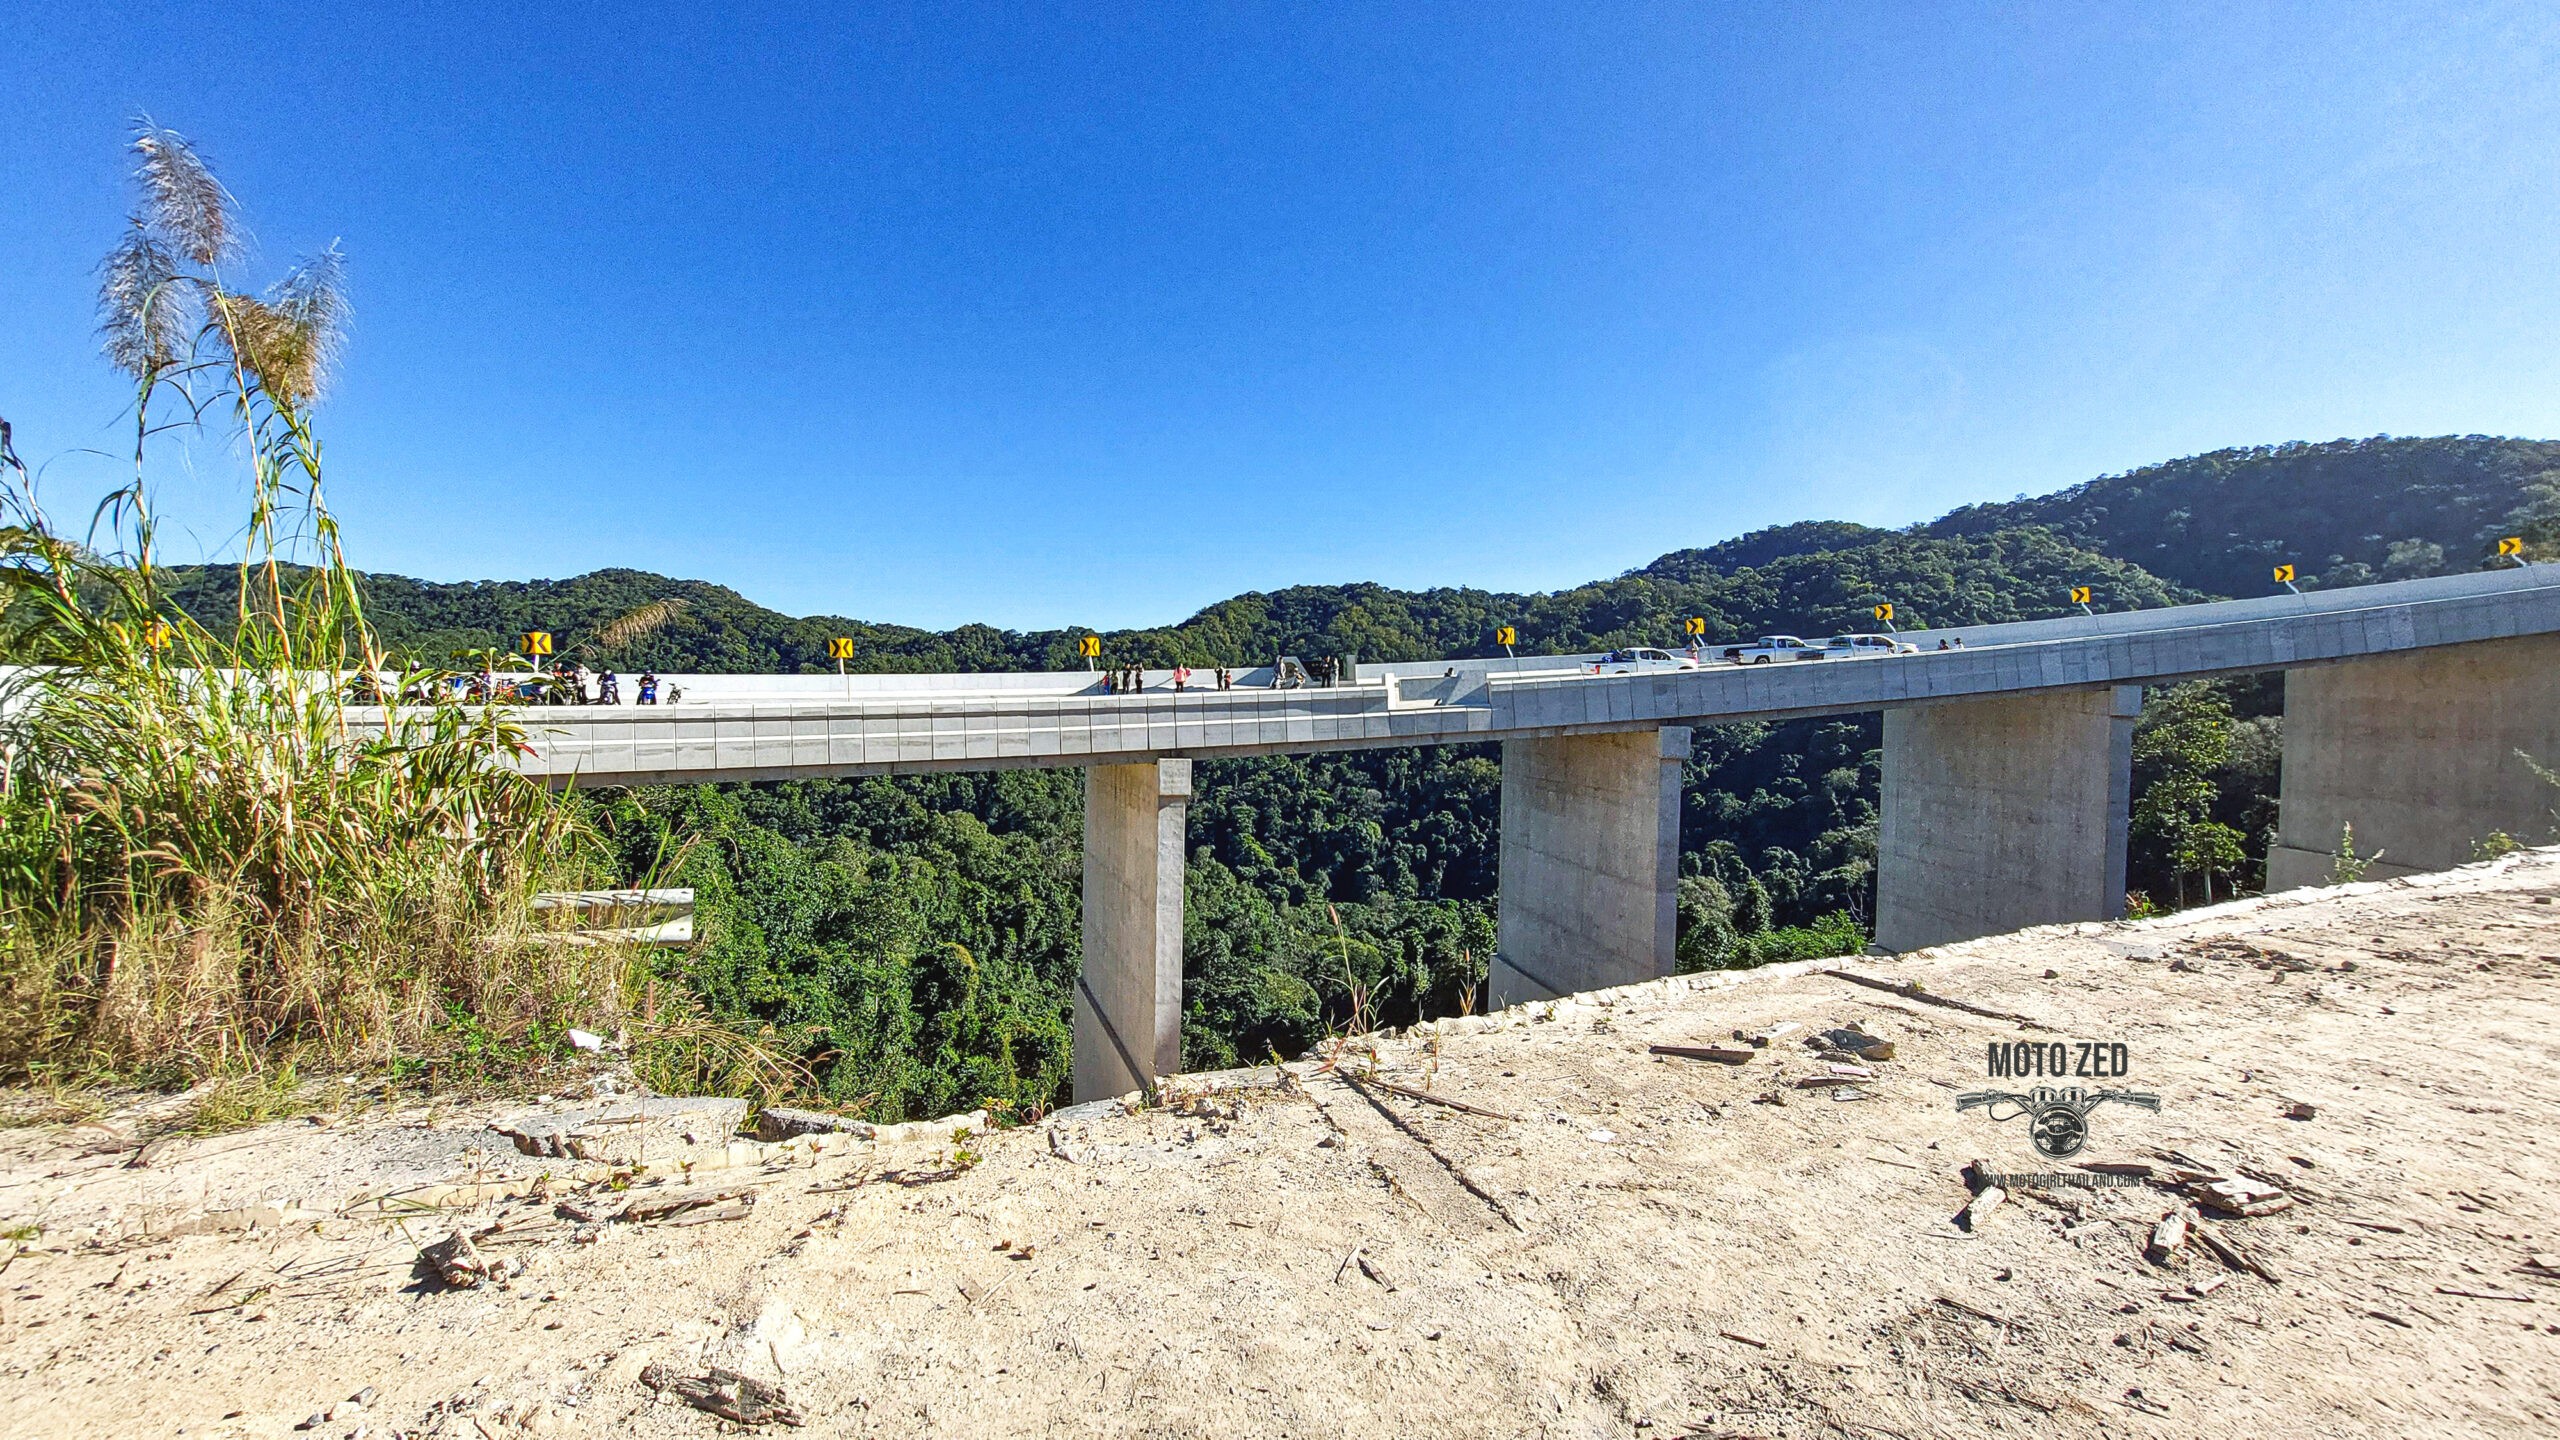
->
1720;635;1823;665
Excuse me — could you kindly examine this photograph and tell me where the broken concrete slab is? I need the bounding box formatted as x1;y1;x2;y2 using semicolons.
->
490;1095;749;1164
751;1106;863;1143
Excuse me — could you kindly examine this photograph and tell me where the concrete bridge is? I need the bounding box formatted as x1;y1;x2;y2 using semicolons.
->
496;566;2560;1100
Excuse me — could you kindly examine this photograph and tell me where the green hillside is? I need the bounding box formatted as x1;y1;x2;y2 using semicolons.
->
1920;434;2560;593
181;526;2178;676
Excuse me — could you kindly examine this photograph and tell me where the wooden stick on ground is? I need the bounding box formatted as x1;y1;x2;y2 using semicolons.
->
1649;1044;1757;1064
1342;1072;1522;1122
1827;969;2050;1028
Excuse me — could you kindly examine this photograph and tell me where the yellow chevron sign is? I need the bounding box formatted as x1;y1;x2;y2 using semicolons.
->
1872;603;1893;622
2272;564;2295;584
828;636;855;660
523;631;553;657
2068;586;2092;605
1076;635;1101;658
1495;626;1517;647
2498;536;2524;557
1684;617;1706;636
143;619;174;650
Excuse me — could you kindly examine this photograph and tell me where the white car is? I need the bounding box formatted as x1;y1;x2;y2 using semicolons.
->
1720;635;1823;665
1590;646;1705;674
1816;633;1918;659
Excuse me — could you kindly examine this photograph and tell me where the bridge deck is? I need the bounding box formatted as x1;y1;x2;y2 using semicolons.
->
463;566;2560;786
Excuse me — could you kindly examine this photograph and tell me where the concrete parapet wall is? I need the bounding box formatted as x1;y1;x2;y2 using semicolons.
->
1492;726;1688;1007
2267;633;2560;891
1875;686;2139;952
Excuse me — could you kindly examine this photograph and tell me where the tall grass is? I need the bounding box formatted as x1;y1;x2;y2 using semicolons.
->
0;124;623;1084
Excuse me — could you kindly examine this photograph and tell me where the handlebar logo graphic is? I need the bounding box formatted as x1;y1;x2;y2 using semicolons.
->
1957;1085;2161;1159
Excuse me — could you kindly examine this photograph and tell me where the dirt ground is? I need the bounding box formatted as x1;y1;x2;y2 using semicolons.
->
6;851;2559;1440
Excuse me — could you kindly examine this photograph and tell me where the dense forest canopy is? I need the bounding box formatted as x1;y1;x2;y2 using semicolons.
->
145;435;2560;1117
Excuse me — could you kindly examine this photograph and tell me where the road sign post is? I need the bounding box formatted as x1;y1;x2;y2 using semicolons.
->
2069;585;2093;616
1872;602;1896;633
2273;563;2299;594
1495;625;1516;659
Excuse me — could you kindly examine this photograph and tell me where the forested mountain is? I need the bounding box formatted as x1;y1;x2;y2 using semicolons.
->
250;435;2552;681
206;525;2179;676
1920;435;2560;594
158;434;2554;1119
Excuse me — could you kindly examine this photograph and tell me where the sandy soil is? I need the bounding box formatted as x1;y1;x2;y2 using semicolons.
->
5;850;2559;1439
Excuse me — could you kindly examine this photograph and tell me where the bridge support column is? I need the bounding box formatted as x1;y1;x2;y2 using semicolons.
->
1073;759;1190;1103
2268;634;2560;891
1876;686;2139;952
1491;727;1689;1008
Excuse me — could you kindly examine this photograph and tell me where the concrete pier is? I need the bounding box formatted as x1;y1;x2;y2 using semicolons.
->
1491;727;1689;1007
2267;634;2560;890
1876;686;2139;952
1073;759;1191;1102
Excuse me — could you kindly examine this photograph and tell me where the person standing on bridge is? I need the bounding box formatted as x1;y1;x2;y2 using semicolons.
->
1173;664;1192;691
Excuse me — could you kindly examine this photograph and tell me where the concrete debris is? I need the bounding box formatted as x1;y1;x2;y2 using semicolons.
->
420;1231;491;1289
2190;1176;2294;1218
1962;1187;2007;1229
639;1362;804;1427
753;1106;864;1143
491;1096;749;1163
2285;1100;2318;1120
2146;1208;2193;1266
1735;1022;1803;1048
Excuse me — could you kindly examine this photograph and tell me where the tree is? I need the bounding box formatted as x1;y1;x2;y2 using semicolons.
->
1674;876;1738;972
2174;821;2247;905
2130;683;2239;907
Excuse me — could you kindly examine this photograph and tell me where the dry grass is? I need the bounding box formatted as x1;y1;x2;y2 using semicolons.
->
0;122;664;1094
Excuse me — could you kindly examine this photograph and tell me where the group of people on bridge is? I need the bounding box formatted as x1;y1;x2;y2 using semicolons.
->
1100;664;1239;694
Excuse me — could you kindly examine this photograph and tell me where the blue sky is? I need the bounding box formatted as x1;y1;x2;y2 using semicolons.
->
5;3;2559;630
